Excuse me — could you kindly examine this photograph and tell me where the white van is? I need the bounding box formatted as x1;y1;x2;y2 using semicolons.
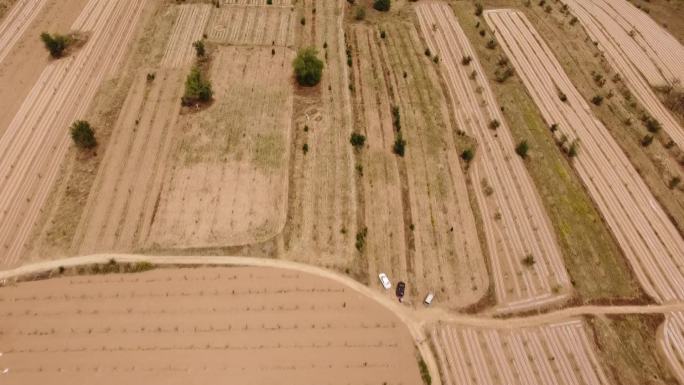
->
424;292;434;305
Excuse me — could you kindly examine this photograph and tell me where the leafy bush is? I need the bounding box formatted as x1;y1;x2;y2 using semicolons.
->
355;227;368;251
641;134;654;147
591;94;604;106
393;132;406;157
515;140;529;158
461;148;475;163
70;120;97;149
461;55;472;65
182;66;213;105
488;119;500;130
355;6;366;20
495;66;514;83
642;115;661;133
41;32;69;58
391;105;401;131
474;3;483;16
558;90;567;102
373;0;390;12
350;132;366;149
522;254;536;267
418;358;432;385
293;47;324;86
193;40;205;57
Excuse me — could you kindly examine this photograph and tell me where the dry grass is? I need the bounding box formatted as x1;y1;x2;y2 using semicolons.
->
588;314;678;385
450;1;642;302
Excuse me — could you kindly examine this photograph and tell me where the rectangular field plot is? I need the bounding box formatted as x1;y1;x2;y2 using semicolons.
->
485;9;684;302
430;320;610;385
147;46;293;249
160;4;212;69
415;1;571;313
661;311;684;384
207;5;294;47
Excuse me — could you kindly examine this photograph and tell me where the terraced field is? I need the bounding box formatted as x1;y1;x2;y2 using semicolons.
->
207;4;294;47
0;0;145;267
430;319;610;385
416;2;571;313
349;23;489;307
0;0;46;64
562;0;684;149
485;9;684;302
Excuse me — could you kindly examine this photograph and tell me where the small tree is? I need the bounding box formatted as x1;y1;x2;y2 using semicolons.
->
515;140;529;158
373;0;390;12
393;132;406;156
461;148;475;163
522;254;536;267
293;47;324;86
70;120;97;149
350;132;366;149
41;32;69;58
182;66;213;105
193;40;205;58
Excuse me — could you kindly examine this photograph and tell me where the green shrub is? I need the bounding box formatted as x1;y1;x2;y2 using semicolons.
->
591;94;604;105
641;134;654;147
475;3;483;16
373;0;390;12
393;132;406;156
354;6;366;20
515;140;529;158
293;47;324;86
182;66;213;105
350;132;366;149
488;119;500;129
461;55;472;65
418;358;432;385
70;120;97;149
461;148;475;163
193;40;205;57
355;227;368;251
642;115;661;133
391;105;401;130
41;32;69;58
669;177;681;189
522;254;536;267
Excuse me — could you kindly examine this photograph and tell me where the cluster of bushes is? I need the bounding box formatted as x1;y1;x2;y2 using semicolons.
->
355;227;368;251
182;66;213;106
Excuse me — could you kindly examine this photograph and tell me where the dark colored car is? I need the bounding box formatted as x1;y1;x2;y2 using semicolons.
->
396;281;406;298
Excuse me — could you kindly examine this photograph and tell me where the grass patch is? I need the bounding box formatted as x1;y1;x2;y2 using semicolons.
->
417;356;432;385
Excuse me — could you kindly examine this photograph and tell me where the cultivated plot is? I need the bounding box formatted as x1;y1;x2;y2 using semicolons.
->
0;266;423;385
0;0;145;267
485;9;684;302
207;4;294;47
562;0;684;149
160;3;211;69
416;2;571;313
148;46;293;249
350;24;489;307
0;0;46;64
661;311;684;384
430;319;610;385
564;0;682;86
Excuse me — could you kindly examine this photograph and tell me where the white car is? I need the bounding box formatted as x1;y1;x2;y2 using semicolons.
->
378;273;391;290
424;292;435;306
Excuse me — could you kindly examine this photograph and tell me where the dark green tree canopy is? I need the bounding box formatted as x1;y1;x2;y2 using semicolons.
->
70;120;97;149
293;47;324;87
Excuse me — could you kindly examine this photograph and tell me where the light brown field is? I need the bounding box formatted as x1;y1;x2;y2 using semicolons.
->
207;4;295;46
148;46;293;249
0;266;424;385
485;9;684;302
562;0;684;150
416;1;571;313
0;0;145;267
661;311;684;384
429;319;610;385
348;22;489;308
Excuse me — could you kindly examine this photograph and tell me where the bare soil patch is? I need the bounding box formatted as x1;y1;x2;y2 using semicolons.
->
0;266;423;385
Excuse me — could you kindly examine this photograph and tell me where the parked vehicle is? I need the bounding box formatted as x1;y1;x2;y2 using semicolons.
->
396;281;406;299
378;273;391;290
424;292;435;306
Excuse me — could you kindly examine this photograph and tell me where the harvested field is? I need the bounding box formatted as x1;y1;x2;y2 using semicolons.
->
416;2;571;313
0;0;46;65
160;3;211;69
0;0;145;267
72;69;185;255
563;0;684;149
485;9;684;302
223;0;291;6
627;0;684;43
429;319;610;385
661;311;684;384
565;0;683;87
207;4;294;47
284;0;357;268
0;266;423;385
148;46;293;249
349;23;489;308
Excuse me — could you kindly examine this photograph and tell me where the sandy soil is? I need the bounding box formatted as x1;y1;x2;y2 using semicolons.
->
485;9;684;302
207;4;295;46
563;0;684;150
0;266;423;385
415;2;571;313
429;319;610;385
148;46;293;249
0;0;146;267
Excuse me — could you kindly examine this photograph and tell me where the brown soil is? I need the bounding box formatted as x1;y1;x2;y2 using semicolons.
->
0;266;424;385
